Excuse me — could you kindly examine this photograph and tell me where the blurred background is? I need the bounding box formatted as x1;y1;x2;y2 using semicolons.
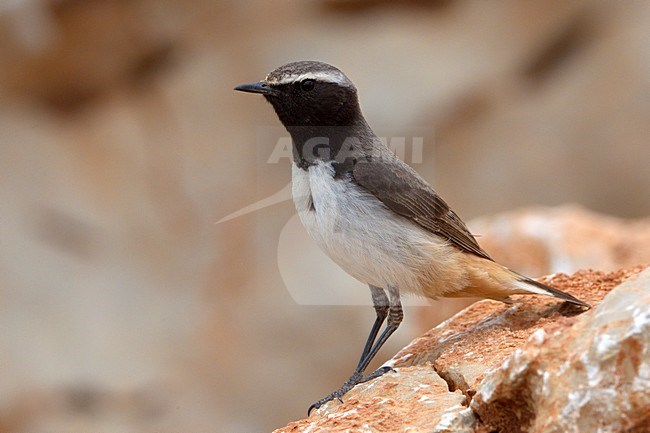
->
1;0;649;432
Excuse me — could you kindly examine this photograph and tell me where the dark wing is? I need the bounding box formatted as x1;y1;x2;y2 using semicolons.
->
352;156;492;261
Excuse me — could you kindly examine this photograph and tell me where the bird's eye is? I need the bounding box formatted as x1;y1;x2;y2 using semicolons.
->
300;79;315;91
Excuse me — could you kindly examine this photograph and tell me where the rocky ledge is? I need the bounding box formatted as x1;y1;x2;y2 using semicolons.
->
274;264;650;433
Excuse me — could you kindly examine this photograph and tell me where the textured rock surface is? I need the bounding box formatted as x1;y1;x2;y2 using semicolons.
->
278;367;469;433
472;268;650;433
273;265;649;432
400;267;643;392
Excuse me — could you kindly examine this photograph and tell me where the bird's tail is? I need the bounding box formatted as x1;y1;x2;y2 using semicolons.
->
445;254;590;307
509;271;590;308
454;254;591;307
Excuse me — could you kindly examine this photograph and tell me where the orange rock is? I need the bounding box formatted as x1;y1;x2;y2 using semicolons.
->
472;267;650;433
273;265;649;433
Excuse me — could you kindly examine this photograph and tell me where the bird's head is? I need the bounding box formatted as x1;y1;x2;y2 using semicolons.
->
235;61;361;128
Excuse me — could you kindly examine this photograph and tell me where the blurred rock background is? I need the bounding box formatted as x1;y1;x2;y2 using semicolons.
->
0;0;649;432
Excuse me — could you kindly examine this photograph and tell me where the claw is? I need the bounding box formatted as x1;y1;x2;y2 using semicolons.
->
307;391;342;416
307;366;394;415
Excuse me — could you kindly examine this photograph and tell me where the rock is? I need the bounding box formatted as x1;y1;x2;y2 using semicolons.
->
399;266;643;393
471;267;650;433
272;265;649;432
276;367;469;433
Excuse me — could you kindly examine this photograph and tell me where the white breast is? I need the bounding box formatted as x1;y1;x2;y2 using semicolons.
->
291;161;462;295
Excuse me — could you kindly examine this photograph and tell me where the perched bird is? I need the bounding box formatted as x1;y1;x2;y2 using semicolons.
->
234;61;589;413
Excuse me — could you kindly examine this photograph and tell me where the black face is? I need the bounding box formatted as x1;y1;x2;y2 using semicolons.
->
264;79;360;128
235;62;368;167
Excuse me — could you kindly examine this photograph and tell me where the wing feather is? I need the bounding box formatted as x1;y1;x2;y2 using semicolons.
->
351;156;492;261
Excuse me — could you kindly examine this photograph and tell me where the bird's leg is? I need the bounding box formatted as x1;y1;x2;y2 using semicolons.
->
308;285;403;414
355;284;403;374
354;285;389;371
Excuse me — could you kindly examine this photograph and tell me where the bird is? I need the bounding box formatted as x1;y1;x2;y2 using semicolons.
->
234;61;589;413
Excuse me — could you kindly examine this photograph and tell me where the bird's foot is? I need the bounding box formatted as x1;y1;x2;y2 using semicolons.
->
308;366;393;415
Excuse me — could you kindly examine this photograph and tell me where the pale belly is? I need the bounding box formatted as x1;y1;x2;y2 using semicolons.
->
291;162;464;295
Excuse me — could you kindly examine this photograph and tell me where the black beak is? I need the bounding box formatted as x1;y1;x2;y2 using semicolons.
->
234;81;277;96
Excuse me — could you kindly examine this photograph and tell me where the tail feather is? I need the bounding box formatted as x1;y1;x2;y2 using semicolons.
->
454;254;591;308
514;275;591;308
